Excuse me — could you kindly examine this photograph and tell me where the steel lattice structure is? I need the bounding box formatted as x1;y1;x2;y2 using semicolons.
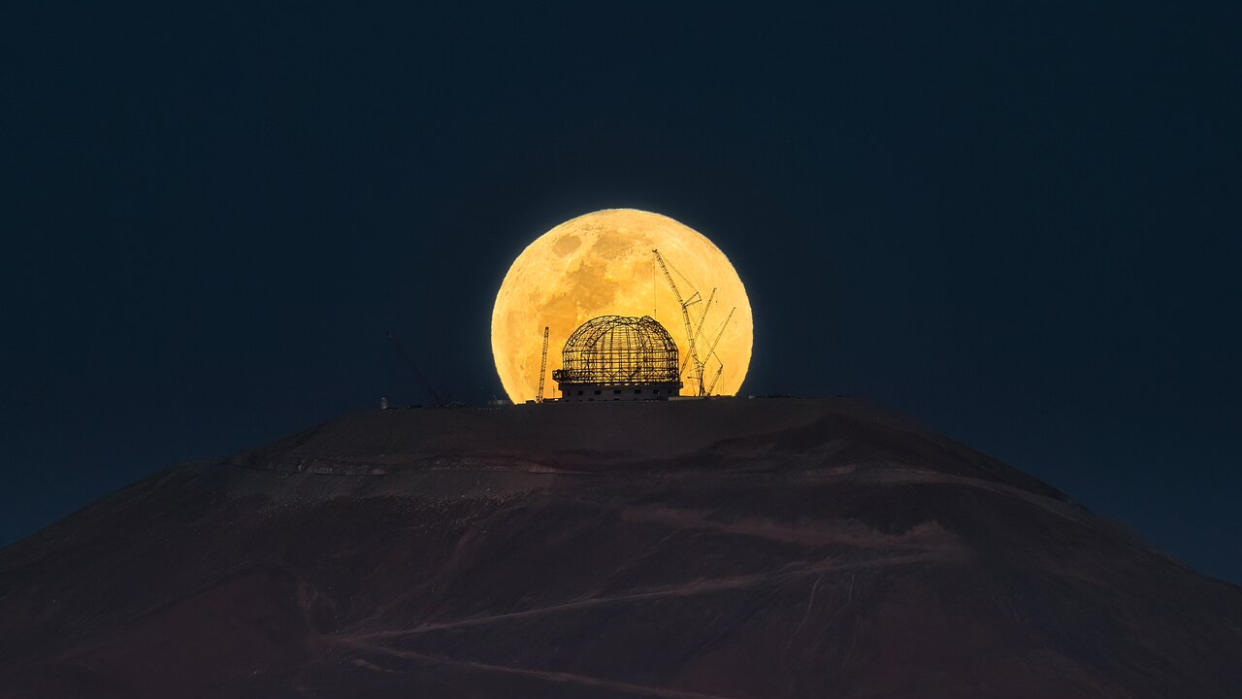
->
552;315;681;394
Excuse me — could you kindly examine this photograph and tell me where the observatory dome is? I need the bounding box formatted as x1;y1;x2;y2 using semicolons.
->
552;315;682;401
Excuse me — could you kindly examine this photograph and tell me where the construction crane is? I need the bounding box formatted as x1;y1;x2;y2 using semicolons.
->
653;248;706;396
536;325;550;403
682;287;716;377
386;330;446;407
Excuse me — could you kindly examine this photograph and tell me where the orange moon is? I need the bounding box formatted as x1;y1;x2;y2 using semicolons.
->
491;209;753;403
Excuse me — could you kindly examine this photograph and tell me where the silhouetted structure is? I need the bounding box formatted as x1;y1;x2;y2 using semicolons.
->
552;315;681;401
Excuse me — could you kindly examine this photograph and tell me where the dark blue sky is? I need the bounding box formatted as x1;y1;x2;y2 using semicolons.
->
2;3;1239;583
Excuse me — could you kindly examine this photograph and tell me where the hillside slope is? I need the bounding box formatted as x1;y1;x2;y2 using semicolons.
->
1;398;1239;698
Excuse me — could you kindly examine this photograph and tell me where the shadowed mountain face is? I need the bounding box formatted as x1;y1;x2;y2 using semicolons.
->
1;398;1239;698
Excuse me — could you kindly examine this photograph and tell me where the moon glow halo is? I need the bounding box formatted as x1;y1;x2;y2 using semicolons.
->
491;209;753;403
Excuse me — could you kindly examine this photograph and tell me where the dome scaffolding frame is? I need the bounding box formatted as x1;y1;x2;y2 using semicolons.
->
552;315;682;397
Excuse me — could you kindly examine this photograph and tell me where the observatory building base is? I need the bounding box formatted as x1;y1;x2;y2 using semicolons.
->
556;382;681;402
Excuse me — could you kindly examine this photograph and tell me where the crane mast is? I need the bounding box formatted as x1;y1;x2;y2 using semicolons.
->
536;325;549;403
653;249;705;396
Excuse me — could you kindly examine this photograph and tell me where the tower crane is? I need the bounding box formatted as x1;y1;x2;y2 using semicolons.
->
536;325;550;403
653;249;706;396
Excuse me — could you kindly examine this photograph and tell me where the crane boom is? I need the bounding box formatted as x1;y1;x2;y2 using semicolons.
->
706;361;724;395
653;249;704;395
681;288;716;377
703;306;736;361
691;288;717;359
701;307;736;396
694;288;716;340
536;326;549;403
386;330;446;407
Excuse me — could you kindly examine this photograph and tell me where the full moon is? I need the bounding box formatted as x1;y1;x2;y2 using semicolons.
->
491;209;754;403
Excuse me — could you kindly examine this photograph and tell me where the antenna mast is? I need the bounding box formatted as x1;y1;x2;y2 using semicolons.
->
536;325;550;403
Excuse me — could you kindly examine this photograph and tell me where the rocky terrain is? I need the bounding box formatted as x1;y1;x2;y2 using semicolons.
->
1;397;1239;698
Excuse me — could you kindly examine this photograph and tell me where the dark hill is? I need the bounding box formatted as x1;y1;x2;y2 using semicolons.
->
1;398;1239;698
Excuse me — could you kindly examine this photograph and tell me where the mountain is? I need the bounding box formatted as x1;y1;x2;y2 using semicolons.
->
1;398;1239;698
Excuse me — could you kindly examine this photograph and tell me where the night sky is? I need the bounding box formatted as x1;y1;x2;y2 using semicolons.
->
3;3;1239;583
